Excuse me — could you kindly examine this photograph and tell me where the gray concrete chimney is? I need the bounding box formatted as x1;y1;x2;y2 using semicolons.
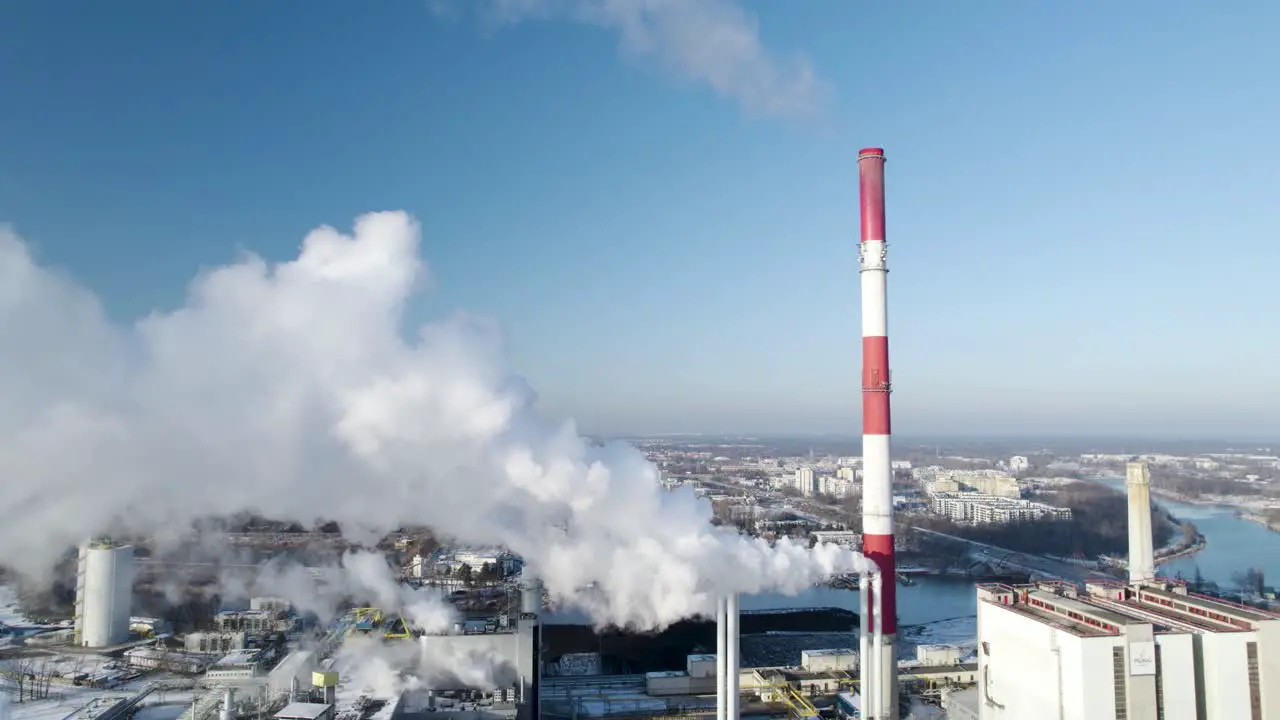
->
1126;461;1156;585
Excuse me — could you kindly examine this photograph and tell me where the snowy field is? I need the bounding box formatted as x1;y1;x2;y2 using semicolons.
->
2;675;199;720
1;641;199;720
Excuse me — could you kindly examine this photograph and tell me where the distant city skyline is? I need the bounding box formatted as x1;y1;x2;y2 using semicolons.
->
3;1;1279;437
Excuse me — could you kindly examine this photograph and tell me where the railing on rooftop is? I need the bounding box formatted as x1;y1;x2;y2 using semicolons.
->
1186;590;1279;617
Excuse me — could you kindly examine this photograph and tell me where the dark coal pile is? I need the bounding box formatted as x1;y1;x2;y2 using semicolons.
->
542;607;857;674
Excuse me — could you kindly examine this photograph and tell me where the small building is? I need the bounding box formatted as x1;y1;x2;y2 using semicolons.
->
687;653;716;679
915;644;962;667
123;647;209;674
205;648;266;682
250;597;292;613
834;691;862;719
185;631;247;654
215;609;292;634
274;703;334;720
800;648;857;673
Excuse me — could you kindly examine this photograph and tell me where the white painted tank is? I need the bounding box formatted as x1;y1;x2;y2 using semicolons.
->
78;544;135;647
520;578;542;615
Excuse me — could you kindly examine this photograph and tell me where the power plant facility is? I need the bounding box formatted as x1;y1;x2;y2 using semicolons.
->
73;540;136;648
973;461;1280;719
10;146;1280;720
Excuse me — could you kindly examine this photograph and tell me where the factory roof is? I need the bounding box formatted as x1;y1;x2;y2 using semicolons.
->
1085;580;1278;632
1140;586;1279;624
275;702;333;720
215;648;264;666
979;584;1145;637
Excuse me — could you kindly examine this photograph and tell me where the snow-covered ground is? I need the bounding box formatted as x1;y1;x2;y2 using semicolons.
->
1;649;198;720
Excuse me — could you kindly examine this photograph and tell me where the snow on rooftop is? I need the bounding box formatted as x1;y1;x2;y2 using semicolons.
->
214;649;263;666
276;702;332;720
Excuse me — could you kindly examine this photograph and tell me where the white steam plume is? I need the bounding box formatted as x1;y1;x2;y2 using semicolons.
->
338;635;518;697
217;550;457;633
462;0;828;119
0;214;873;629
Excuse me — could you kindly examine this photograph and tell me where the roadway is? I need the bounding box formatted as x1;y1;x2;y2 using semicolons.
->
912;528;1111;584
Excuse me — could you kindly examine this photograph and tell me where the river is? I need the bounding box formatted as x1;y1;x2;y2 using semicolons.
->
1092;476;1280;587
1153;496;1280;587
545;485;1280;661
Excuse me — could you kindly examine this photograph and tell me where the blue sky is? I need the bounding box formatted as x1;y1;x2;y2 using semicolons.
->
2;1;1278;438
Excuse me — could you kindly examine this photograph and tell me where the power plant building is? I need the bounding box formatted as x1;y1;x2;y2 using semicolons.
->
976;462;1280;719
74;541;135;648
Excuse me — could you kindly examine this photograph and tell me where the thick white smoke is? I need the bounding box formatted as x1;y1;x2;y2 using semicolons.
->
218;550;457;633
0;214;873;629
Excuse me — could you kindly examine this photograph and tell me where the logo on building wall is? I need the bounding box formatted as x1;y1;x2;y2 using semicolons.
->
1128;641;1157;676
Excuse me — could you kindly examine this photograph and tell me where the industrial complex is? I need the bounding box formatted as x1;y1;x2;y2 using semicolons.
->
4;148;1278;720
969;462;1280;719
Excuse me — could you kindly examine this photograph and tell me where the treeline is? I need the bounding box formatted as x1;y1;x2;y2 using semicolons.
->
1151;472;1275;497
913;482;1176;558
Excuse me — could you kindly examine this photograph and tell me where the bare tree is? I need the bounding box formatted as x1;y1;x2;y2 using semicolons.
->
10;658;34;702
1233;567;1266;596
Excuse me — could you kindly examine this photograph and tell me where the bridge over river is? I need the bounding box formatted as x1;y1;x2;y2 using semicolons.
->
912;528;1116;584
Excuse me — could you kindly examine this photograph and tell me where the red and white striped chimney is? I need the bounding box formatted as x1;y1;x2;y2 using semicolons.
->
858;147;899;716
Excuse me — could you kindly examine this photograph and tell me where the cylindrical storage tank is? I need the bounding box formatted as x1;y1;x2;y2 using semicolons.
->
520;579;542;615
79;544;135;647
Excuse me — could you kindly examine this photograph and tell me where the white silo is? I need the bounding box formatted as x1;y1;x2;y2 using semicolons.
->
74;542;135;647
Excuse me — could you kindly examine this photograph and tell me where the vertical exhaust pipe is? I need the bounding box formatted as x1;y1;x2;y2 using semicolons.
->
220;688;235;720
716;595;727;720
871;572;885;719
726;593;740;720
859;574;870;717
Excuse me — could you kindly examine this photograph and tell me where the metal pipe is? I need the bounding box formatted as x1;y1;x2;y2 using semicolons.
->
859;574;870;718
220;688;235;720
859;146;898;719
870;571;890;717
726;593;740;720
716;595;727;720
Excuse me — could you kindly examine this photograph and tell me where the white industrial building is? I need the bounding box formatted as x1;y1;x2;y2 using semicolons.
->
800;648;857;672
185;630;248;653
810;530;861;547
975;461;1280;719
215;609;293;634
74;541;135;648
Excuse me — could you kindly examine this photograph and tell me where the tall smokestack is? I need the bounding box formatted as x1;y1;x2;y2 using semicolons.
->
726;593;740;720
858;147;898;718
716;596;727;720
1126;461;1156;585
